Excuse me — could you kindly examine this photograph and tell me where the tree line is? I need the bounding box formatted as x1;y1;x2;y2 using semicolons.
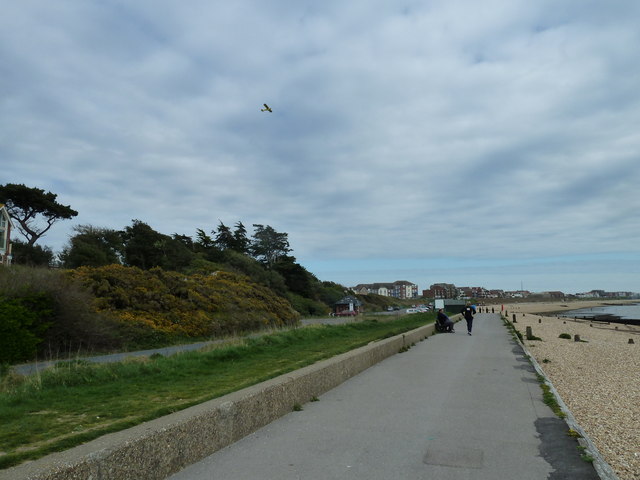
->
0;184;290;270
60;221;292;272
0;183;346;316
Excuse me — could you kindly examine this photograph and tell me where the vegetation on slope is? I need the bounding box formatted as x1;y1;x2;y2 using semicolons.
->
70;265;300;338
0;265;300;363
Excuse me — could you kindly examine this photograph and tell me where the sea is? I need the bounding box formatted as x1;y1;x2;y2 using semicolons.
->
558;303;640;324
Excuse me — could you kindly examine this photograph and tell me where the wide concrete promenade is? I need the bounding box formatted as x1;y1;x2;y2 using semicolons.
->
169;313;599;480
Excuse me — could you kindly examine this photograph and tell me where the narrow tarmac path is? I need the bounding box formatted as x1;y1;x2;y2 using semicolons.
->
11;316;358;376
10;340;220;376
169;313;599;480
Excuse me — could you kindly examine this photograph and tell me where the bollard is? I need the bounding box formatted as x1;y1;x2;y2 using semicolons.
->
512;314;517;323
574;334;581;342
629;339;635;344
538;318;541;323
526;326;533;340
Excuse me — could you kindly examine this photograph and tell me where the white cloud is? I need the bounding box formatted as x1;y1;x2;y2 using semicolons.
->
2;0;639;293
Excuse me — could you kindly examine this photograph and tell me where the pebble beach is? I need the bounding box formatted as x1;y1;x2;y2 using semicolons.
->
492;301;640;480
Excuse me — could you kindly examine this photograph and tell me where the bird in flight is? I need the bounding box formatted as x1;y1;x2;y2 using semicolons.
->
261;103;273;113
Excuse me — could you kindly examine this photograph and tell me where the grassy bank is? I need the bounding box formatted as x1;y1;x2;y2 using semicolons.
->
0;313;434;469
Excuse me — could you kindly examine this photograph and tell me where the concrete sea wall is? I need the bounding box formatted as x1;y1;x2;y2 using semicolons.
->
1;323;435;480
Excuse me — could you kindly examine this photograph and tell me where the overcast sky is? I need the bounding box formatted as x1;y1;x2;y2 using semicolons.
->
2;1;639;294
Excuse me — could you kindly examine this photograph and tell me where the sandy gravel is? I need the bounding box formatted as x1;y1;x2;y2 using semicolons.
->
490;301;639;480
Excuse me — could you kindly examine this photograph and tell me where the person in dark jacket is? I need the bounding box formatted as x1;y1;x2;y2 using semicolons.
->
437;309;455;332
461;304;476;335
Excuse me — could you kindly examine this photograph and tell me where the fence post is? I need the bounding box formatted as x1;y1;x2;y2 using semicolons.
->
526;326;533;340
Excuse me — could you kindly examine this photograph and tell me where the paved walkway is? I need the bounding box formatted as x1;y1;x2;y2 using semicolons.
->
168;313;599;480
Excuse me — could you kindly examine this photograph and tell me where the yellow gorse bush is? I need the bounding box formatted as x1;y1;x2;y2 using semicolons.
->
68;265;299;338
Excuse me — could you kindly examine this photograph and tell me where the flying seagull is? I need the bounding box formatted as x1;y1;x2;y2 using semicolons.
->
261;103;273;112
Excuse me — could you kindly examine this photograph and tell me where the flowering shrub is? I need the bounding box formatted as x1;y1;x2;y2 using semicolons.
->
68;265;300;338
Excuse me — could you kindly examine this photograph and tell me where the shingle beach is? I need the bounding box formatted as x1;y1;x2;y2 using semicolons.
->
491;301;639;480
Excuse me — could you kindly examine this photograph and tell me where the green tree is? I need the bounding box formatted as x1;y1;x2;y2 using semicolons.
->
0;183;78;246
121;220;195;271
273;255;315;297
250;224;291;268
194;228;224;263
59;225;123;268
213;221;250;253
121;220;168;270
10;240;55;267
317;281;347;306
232;221;250;254
164;234;197;271
195;228;215;249
0;293;54;363
173;233;194;252
214;221;234;250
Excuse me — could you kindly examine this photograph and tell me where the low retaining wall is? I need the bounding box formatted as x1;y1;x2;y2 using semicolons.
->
1;323;435;480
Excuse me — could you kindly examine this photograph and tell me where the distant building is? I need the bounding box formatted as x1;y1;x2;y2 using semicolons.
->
505;290;531;298
352;285;369;295
487;289;505;298
353;283;392;297
576;290;635;299
333;296;363;316
423;283;457;299
392;280;418;299
458;287;473;298
0;204;12;266
352;281;418;299
536;291;565;299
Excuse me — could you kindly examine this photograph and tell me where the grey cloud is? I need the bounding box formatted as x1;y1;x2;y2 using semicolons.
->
2;0;639;292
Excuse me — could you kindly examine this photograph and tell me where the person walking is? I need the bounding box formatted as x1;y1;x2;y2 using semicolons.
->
461;304;476;335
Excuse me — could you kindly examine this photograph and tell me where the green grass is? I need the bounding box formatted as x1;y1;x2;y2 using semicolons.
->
0;313;434;469
536;373;566;419
580;453;595;463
